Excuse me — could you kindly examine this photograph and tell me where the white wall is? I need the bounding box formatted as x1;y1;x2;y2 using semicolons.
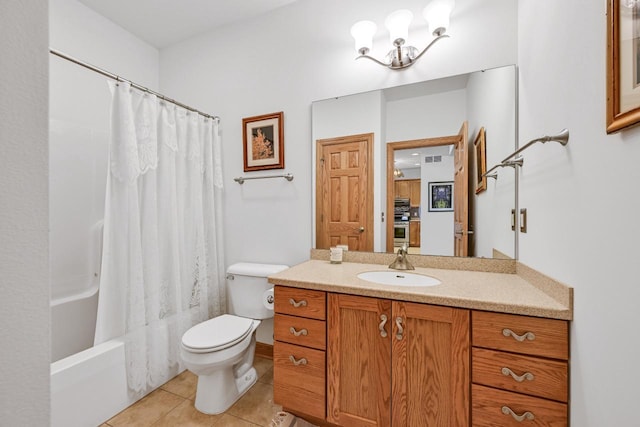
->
386;88;467;141
467;66;517;258
160;0;517;268
49;0;159;300
518;1;640;425
421;158;455;255
0;1;50;425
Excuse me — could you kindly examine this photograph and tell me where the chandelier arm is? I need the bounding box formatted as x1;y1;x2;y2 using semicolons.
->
355;54;392;67
410;34;450;64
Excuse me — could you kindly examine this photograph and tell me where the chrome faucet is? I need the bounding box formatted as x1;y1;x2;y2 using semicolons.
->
389;243;415;270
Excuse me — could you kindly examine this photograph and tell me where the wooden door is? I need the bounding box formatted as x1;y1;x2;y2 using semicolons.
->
391;302;470;427
327;294;392;427
454;122;469;256
316;134;373;251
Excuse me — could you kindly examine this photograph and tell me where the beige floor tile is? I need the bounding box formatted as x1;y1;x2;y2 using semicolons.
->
253;356;273;380
161;369;198;399
227;382;282;426
151;399;222;427
258;367;273;385
107;389;185;427
211;414;262;426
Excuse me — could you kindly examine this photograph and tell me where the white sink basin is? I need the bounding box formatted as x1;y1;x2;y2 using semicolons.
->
357;271;441;287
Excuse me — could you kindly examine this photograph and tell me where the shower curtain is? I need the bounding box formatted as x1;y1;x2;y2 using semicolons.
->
94;81;225;394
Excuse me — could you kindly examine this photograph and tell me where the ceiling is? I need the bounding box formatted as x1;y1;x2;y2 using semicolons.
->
79;0;299;49
395;145;453;171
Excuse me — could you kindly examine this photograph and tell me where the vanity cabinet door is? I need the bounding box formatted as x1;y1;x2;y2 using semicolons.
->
327;294;392;427
392;302;470;427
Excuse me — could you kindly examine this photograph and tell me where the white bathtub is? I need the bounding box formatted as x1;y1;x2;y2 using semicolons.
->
50;284;139;427
51;282;99;363
51;339;138;427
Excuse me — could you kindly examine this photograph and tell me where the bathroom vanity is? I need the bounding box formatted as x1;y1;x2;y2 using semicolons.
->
268;251;572;427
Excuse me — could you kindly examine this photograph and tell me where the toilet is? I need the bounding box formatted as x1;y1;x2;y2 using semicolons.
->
180;262;288;414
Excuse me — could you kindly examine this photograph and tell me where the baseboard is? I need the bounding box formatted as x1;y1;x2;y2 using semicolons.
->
255;342;273;359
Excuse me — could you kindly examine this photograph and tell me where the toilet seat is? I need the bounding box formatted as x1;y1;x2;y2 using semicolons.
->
182;314;255;354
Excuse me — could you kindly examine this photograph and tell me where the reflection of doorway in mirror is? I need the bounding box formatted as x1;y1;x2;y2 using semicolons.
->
316;133;373;251
387;129;468;257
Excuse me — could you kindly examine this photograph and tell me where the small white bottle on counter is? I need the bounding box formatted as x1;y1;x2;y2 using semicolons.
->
330;247;343;264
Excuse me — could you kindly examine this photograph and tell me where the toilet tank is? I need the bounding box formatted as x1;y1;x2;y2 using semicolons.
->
226;262;288;319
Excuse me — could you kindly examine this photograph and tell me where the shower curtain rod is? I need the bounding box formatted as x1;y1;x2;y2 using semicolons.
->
49;48;219;121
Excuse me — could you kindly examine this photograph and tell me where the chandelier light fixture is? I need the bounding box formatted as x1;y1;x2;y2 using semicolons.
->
350;0;455;70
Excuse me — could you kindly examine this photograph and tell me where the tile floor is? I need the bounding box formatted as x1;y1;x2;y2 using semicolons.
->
100;356;280;427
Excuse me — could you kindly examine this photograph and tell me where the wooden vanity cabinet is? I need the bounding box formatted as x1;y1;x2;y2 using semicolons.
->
273;286;327;420
327;293;470;427
272;285;571;427
471;311;569;427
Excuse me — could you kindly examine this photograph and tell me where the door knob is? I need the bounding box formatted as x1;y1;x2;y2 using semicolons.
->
358;227;365;233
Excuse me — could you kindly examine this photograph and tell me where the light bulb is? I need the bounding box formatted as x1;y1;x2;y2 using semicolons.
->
423;0;455;36
350;20;377;54
385;9;413;46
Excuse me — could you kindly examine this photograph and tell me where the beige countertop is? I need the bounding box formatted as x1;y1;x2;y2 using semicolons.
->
268;259;573;320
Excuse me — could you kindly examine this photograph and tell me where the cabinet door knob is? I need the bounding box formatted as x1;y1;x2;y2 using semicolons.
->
288;355;307;366
379;314;388;338
501;367;535;383
289;298;307;308
289;327;308;337
501;406;535;422
502;328;535;342
395;317;404;340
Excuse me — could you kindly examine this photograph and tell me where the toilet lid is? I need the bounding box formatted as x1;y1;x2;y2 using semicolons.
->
182;314;254;352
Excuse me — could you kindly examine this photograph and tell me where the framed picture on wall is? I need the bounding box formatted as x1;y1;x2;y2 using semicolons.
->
607;0;640;133
428;181;454;212
242;111;284;171
474;127;487;194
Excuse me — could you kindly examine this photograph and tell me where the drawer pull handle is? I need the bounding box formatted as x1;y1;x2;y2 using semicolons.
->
289;327;308;337
502;328;535;342
379;314;388;338
289;298;307;308
395;317;404;340
289;355;307;366
501;406;534;422
501;367;535;383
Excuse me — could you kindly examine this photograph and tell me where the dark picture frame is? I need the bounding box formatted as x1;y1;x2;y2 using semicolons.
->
242;111;284;171
474;127;487;194
428;181;454;212
607;0;640;133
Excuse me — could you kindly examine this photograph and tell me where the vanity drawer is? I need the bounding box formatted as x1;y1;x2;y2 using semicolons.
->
274;313;326;350
472;311;569;360
472;348;568;402
472;384;567;427
275;286;326;320
273;341;326;420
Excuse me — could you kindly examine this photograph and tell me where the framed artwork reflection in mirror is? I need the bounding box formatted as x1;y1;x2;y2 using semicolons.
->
474;127;487;194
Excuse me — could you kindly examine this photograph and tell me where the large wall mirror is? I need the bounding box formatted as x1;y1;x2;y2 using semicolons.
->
312;65;517;259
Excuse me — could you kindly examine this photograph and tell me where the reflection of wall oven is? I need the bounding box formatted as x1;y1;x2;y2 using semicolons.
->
394;221;410;247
